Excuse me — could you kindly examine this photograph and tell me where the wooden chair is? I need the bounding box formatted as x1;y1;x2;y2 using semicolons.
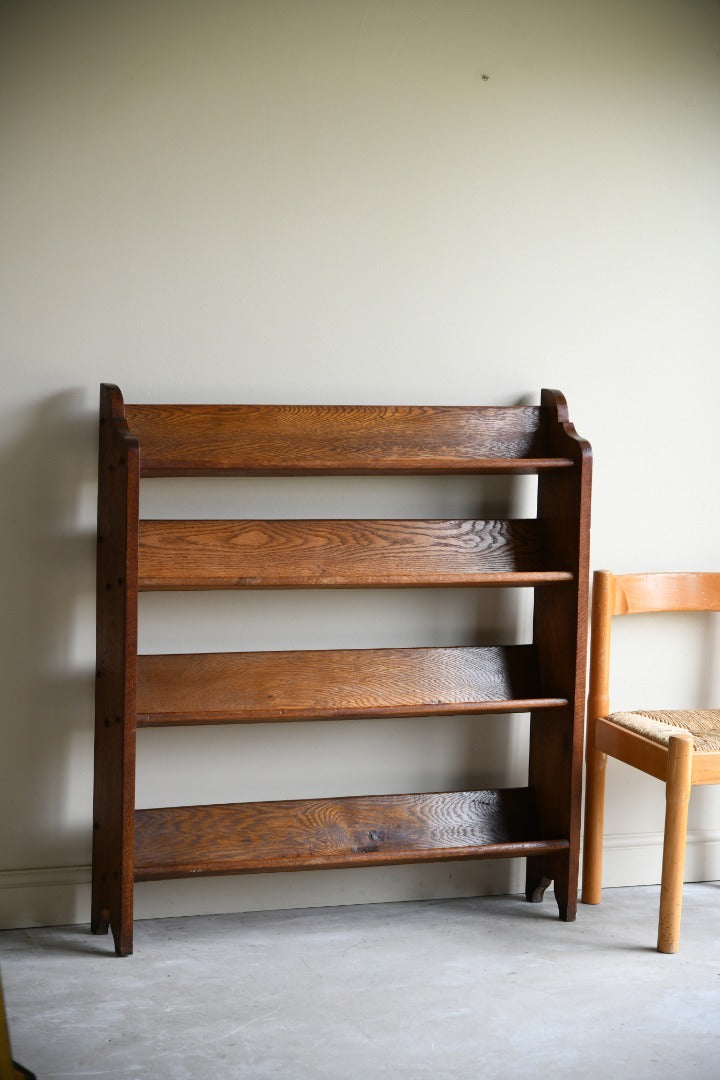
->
581;570;720;953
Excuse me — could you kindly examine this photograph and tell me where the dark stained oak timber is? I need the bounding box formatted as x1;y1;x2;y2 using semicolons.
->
137;518;572;590
93;385;592;953
123;403;574;476
134;790;569;880
92;385;140;957
136;645;567;726
525;389;592;922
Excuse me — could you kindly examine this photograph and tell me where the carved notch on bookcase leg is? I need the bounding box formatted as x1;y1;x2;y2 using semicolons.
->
526;870;554;905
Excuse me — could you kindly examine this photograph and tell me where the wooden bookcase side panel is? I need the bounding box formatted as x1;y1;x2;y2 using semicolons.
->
91;385;140;957
525;390;592;919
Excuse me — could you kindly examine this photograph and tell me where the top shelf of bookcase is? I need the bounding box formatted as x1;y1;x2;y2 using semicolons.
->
106;395;582;476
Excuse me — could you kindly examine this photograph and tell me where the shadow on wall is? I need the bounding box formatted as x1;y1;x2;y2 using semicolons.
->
0;389;96;887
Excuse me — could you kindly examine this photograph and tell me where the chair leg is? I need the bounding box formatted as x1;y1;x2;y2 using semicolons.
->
657;734;693;954
581;738;607;905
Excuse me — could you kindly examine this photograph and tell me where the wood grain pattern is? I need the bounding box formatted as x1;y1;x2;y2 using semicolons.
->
612;571;720;615
134;789;569;880
136;645;567;725
123;403;573;476
594;718;669;783
92;385;592;953
137;518;572;590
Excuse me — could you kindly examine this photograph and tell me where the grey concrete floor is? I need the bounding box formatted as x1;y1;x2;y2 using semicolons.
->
1;884;719;1079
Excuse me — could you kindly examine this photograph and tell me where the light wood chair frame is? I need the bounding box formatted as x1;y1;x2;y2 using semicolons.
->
582;570;720;953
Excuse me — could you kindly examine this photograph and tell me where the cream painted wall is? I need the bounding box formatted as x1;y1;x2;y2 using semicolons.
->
1;0;719;929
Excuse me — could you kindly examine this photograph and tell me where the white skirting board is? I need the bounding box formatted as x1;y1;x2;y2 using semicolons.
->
1;831;719;931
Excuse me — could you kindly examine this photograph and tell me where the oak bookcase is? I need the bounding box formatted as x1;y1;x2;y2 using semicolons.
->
92;386;591;955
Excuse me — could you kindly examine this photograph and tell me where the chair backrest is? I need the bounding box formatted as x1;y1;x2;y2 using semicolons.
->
610;572;720;616
588;571;720;722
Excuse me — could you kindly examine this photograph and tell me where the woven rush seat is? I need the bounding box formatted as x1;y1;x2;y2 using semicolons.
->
608;709;720;752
